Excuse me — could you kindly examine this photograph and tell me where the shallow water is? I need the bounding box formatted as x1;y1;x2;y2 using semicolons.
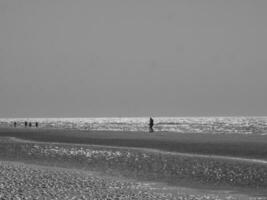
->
1;116;267;135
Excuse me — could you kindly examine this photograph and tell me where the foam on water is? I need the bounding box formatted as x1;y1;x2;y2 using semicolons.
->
1;117;267;135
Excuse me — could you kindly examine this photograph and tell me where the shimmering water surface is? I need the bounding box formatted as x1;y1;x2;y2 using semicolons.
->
1;117;267;135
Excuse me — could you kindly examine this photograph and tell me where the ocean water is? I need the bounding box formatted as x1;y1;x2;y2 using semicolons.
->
1;117;267;135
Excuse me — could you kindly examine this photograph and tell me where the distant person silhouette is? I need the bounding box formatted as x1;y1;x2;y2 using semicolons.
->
14;122;17;127
35;122;38;128
24;121;28;127
149;117;154;132
29;122;32;127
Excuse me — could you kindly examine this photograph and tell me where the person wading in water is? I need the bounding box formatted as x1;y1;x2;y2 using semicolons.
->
149;117;154;132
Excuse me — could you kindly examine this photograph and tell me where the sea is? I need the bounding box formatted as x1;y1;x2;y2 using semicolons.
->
1;117;267;135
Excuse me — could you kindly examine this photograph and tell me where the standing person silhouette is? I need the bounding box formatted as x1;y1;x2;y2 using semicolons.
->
149;117;154;133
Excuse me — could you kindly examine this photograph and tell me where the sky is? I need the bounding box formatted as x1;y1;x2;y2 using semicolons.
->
1;0;267;117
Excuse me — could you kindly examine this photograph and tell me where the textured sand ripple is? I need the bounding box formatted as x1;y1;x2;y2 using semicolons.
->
0;161;176;200
0;161;264;200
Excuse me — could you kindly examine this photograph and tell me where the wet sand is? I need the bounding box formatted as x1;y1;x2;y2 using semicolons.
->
0;128;267;160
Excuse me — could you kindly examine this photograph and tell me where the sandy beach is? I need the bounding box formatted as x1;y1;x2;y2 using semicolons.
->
0;161;181;200
0;128;267;199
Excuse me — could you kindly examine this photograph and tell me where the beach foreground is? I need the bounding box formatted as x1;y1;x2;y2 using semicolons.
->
0;161;179;200
0;128;267;199
1;161;259;200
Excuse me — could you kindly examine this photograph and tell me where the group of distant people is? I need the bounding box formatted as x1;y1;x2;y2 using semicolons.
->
13;121;39;128
13;118;154;132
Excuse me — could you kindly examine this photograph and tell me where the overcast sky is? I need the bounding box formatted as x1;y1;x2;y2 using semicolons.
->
1;1;267;117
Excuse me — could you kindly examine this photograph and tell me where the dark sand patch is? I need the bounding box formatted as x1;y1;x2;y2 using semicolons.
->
6;136;267;165
1;128;267;160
